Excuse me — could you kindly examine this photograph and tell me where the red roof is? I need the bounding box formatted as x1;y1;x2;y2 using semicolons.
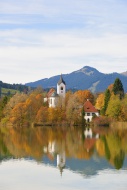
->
84;99;98;113
47;88;55;98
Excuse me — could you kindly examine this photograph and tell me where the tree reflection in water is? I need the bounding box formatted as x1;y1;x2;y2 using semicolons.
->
0;125;127;174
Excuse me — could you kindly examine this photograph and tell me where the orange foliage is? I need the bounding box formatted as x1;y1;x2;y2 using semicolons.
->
36;106;48;122
9;102;26;125
74;90;94;105
108;84;113;92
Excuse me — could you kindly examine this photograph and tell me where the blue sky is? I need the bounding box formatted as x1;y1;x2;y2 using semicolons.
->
0;0;127;84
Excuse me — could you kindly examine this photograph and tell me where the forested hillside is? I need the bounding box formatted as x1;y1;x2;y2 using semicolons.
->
0;81;29;97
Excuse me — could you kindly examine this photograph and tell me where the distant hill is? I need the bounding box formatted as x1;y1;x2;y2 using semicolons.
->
42;156;112;178
121;71;127;77
26;66;127;93
0;81;29;97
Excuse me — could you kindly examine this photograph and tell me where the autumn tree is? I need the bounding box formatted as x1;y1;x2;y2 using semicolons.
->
66;94;81;124
9;102;26;126
3;93;28;122
65;91;73;107
95;93;104;110
119;95;127;121
36;106;48;123
25;93;43;122
108;84;113;92
48;108;58;123
74;90;94;105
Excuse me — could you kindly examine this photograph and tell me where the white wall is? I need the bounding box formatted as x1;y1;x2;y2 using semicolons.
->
84;112;99;122
57;83;66;98
49;97;58;108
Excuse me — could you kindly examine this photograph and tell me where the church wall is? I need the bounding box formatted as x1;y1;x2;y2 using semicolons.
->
57;83;66;98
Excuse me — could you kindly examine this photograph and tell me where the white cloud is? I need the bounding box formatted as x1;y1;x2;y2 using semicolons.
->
0;29;127;56
0;0;127;83
0;30;127;84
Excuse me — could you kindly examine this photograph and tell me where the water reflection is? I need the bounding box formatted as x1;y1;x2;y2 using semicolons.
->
0;126;127;177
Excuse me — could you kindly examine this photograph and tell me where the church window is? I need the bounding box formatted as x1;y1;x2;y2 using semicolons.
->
60;86;63;93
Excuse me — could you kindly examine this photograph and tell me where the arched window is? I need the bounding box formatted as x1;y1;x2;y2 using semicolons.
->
61;86;63;90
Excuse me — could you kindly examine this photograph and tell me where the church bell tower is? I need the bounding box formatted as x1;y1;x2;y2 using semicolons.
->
57;74;66;98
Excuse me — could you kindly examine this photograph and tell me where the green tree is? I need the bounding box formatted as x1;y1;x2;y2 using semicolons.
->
106;94;121;120
81;107;85;126
112;78;124;99
101;89;111;115
0;96;10;120
120;95;127;121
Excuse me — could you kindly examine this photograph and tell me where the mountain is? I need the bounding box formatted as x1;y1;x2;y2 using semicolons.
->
121;71;127;77
25;66;127;93
42;156;113;178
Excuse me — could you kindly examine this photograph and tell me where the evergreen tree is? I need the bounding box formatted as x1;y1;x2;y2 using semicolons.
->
0;96;10;120
81;107;85;126
101;89;111;115
0;87;1;98
113;78;124;99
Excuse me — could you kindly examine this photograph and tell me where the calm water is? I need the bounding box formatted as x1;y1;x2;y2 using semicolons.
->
0;126;127;190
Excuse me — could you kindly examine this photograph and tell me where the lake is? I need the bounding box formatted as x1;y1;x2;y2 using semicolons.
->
0;125;127;190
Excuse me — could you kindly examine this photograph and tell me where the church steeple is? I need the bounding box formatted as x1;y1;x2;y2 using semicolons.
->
57;74;66;85
57;74;66;97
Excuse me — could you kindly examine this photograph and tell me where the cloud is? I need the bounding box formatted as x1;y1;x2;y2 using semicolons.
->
0;0;127;26
0;0;127;83
0;29;127;84
0;29;127;55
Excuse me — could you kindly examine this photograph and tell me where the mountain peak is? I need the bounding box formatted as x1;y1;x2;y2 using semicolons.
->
26;66;127;93
76;66;99;76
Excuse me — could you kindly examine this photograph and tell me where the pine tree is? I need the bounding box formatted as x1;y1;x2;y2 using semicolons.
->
101;89;111;115
81;107;85;126
112;78;124;99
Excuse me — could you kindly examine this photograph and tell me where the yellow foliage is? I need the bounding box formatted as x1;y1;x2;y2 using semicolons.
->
95;93;104;110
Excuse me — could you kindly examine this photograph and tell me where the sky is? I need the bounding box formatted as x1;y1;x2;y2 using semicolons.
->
0;0;127;84
1;159;127;190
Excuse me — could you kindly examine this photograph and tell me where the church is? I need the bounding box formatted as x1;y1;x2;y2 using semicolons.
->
44;74;66;108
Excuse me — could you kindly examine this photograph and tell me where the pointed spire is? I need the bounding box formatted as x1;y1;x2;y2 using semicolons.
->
57;74;66;85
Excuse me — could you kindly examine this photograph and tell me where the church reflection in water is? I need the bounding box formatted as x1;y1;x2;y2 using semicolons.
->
0;125;126;175
42;127;100;174
43;140;66;175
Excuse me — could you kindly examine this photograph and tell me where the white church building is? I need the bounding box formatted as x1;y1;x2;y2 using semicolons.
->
44;74;66;108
